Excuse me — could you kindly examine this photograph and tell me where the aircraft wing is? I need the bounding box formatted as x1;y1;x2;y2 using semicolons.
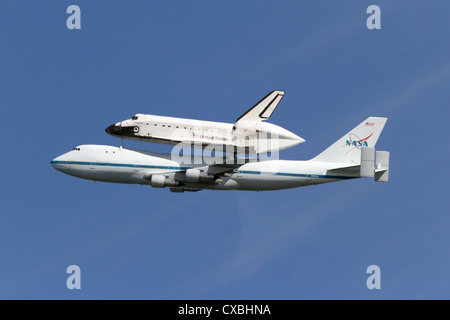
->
235;90;285;124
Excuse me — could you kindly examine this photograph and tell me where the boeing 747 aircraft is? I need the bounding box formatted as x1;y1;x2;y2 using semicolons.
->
105;90;305;154
51;117;390;192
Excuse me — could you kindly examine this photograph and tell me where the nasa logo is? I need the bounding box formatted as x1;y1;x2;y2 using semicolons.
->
346;132;373;149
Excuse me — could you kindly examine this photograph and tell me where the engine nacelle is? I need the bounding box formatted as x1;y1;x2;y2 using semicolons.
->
185;168;214;183
150;175;179;188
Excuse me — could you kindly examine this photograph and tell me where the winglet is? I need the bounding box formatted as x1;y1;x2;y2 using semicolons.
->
235;90;285;124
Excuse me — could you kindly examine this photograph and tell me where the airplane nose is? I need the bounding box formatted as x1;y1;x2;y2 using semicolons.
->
105;123;137;137
105;123;122;135
50;154;67;172
51;154;63;167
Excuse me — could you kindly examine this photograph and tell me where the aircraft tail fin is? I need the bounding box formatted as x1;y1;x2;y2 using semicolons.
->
235;90;285;124
311;117;387;164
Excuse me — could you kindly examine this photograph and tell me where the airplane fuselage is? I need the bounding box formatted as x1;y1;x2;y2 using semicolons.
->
105;91;304;154
105;114;305;154
51;145;358;192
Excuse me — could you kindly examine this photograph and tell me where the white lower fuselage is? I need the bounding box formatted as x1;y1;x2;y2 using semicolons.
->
51;145;358;191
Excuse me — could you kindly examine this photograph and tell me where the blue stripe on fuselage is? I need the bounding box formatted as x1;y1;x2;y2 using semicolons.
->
50;160;190;170
50;160;356;180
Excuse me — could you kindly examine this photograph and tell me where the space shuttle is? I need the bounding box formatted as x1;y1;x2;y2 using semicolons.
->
105;90;305;154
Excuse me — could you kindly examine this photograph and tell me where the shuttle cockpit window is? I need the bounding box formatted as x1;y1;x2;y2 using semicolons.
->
132;115;139;120
72;147;81;151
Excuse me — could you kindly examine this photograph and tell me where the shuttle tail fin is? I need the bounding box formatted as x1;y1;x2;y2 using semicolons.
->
311;117;387;164
235;90;285;124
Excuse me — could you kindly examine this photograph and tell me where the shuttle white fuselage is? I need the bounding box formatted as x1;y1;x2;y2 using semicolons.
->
106;115;304;153
105;91;305;154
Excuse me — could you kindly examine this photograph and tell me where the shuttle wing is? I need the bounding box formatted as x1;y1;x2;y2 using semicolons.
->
235;90;285;124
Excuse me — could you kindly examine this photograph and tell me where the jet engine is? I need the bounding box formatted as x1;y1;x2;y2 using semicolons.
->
150;175;179;188
185;168;215;183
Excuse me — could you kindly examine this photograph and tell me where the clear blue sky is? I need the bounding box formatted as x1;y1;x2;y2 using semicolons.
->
1;1;449;299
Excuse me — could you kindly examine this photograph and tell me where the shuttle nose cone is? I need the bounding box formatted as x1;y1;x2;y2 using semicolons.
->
105;123;136;138
105;123;122;135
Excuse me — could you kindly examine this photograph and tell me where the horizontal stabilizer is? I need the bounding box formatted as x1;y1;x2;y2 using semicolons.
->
375;151;390;182
360;147;375;178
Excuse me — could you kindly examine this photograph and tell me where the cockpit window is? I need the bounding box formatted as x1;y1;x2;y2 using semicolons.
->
132;115;138;120
72;148;81;151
